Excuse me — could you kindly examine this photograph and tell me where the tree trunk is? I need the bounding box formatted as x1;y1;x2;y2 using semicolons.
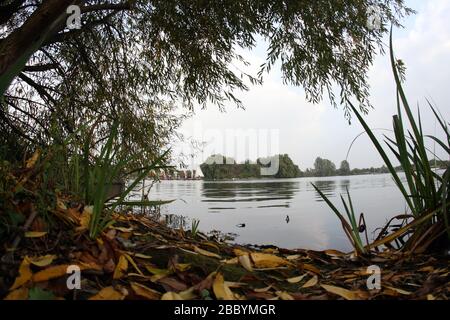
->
0;0;80;95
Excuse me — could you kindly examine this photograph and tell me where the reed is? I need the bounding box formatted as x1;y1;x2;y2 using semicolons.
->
316;30;449;253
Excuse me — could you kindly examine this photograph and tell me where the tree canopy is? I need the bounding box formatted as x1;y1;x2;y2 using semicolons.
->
0;0;411;162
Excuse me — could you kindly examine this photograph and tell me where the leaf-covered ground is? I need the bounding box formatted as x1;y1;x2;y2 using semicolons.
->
1;198;449;301
0;156;449;300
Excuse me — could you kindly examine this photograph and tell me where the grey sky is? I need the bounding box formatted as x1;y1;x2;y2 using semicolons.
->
175;0;450;173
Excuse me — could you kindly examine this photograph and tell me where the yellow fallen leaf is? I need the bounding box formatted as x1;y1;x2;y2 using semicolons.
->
221;257;238;265
132;253;152;259
321;284;359;300
33;264;70;282
78;261;103;271
225;281;247;288
250;252;290;268
131;282;161;300
213;273;235;300
24;231;47;238
427;294;436;300
161;292;183;300
56;198;67;211
238;254;253;272
10;257;32;290
113;255;128;279
194;246;221;259
384;286;412;295
78;206;92;229
175;263;191;272
254;285;272;293
302;275;318;288
324;249;346;257
4;287;29;300
28;255;57;267
233;248;250;256
287;274;307;284
124;254;143;275
112;226;133;232
302;263;321;275
178;287;197;300
89;287;124;300
145;265;171;276
262;248;279;254
202;241;220;251
276;291;294;300
286;254;301;261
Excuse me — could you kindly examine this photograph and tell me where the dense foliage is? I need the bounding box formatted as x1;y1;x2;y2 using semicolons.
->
0;0;411;166
200;154;302;180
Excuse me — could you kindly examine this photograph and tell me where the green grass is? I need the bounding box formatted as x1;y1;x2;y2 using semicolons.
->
191;218;200;238
312;185;367;255
82;121;172;239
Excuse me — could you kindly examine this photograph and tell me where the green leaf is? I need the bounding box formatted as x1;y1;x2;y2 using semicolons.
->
28;287;55;300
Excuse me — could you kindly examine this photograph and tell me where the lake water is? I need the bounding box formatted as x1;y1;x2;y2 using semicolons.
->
143;174;409;251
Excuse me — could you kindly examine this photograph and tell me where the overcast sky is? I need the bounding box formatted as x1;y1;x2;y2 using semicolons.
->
175;0;450;173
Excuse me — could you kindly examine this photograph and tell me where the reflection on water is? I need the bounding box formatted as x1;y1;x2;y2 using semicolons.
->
145;174;409;251
202;181;298;212
310;180;337;201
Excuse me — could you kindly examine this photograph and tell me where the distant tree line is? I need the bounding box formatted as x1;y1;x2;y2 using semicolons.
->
200;155;449;180
200;154;302;180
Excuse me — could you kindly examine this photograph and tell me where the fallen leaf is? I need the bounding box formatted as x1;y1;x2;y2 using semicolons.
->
113;255;128;279
302;275;318;288
324;249;346;257
4;287;29;300
145;265;171;276
384;286;412;296
124;254;143;275
221;257;238;265
225;281;247;288
276;291;294;300
32;265;70;282
238;254;253;272
78;206;92;229
24;231;47;238
78;261;103;271
193;272;216;292
112;226;133;232
194;246;221;259
213;273;235;300
233;248;249;256
254;285;272;293
158;277;188;292
175;263;191;272
131;282;161;300
287;274;307;284
28;255;57;267
89;287;124;300
418;266;434;272
178;287;197;300
161;292;183;300
10;257;32;290
302;263;321;275
132;253;152;259
28;287;55;300
250;253;290;268
286;254;301;261
321;284;359;300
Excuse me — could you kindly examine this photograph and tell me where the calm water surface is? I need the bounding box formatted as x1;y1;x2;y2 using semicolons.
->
144;174;409;251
